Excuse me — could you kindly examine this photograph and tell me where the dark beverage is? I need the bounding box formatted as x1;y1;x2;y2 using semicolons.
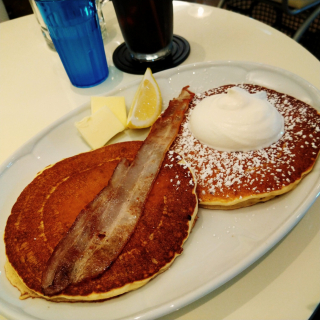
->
112;0;173;61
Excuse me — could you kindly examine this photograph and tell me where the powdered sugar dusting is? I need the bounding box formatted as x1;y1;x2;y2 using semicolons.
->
171;84;320;202
165;152;196;190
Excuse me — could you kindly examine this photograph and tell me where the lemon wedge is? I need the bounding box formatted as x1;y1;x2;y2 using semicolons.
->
127;68;162;129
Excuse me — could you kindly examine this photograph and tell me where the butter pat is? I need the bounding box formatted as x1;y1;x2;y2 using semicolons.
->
91;96;127;127
75;106;125;149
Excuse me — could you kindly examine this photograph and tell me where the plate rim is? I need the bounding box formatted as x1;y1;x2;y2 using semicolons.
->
1;60;320;173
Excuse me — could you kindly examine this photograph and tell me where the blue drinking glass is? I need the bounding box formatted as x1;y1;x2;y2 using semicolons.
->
35;0;109;88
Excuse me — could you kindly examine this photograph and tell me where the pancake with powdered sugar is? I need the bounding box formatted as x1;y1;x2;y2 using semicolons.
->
171;84;320;209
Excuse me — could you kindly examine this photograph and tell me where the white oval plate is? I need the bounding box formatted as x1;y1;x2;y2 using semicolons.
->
1;61;320;320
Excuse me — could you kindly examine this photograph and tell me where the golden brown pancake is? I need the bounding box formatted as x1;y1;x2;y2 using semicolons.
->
4;141;198;301
171;84;320;209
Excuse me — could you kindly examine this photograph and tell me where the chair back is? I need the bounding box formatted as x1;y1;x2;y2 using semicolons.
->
0;0;9;22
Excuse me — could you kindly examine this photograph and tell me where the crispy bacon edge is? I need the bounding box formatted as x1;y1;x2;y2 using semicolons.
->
41;86;195;296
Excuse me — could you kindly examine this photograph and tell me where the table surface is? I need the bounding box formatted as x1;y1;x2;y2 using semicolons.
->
0;1;319;320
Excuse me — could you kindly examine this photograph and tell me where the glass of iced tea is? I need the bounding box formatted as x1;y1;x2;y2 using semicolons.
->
112;0;173;62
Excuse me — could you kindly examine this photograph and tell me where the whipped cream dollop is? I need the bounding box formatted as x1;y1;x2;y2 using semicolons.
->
188;87;284;152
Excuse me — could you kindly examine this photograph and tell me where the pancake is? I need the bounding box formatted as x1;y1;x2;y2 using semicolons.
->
171;84;320;209
4;141;198;301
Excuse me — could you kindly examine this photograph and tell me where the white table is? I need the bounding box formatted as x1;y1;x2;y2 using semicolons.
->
0;1;319;319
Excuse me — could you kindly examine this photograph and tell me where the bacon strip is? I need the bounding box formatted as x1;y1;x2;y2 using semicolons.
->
41;87;195;296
